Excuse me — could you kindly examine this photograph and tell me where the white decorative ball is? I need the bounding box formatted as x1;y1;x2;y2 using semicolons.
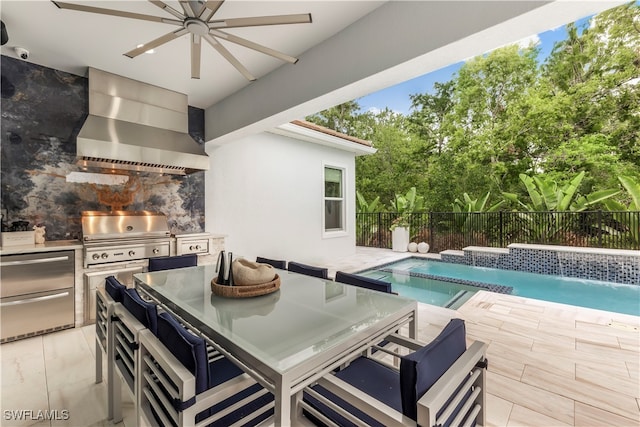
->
407;242;418;252
417;242;430;253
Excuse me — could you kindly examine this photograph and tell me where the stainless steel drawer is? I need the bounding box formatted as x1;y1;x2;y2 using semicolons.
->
176;239;209;255
0;250;75;298
1;287;75;342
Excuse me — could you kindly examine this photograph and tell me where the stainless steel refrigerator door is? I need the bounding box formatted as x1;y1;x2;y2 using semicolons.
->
1;287;75;341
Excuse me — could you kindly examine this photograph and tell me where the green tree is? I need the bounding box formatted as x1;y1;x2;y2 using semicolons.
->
502;172;619;212
355;109;427;206
410;44;542;204
408;80;455;155
305;100;373;139
543;134;639;193
541;2;640;167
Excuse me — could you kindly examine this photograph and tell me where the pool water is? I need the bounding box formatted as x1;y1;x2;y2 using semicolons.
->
360;258;640;316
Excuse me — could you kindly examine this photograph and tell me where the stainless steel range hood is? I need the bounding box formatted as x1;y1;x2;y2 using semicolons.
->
76;68;209;175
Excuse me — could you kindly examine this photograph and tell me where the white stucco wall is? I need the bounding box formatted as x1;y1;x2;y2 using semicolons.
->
205;131;357;266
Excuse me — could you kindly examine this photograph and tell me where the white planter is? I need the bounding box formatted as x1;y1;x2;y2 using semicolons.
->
391;227;410;252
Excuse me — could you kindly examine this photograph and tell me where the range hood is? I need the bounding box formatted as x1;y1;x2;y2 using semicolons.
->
76;68;209;175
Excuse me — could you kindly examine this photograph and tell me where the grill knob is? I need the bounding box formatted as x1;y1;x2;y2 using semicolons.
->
196;245;201;250
153;248;160;254
189;245;195;251
129;250;136;257
101;253;108;259
92;253;100;260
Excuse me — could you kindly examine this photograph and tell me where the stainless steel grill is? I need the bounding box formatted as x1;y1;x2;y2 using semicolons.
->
81;211;171;267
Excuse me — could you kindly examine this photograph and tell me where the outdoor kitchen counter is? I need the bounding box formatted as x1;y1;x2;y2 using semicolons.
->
0;239;83;255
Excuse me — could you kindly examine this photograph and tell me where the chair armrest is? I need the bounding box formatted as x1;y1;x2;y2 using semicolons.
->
385;333;425;351
366;332;425;369
312;374;416;427
195;377;273;426
114;304;148;337
194;373;257;411
96;287;116;315
138;329;197;400
417;340;487;427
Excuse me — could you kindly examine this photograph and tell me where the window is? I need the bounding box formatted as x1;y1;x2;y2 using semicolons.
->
324;166;345;233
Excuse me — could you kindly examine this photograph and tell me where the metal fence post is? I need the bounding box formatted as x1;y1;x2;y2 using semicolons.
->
377;212;382;248
500;211;504;248
429;212;434;251
597;210;602;248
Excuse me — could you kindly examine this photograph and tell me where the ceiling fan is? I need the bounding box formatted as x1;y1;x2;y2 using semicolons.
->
51;0;312;80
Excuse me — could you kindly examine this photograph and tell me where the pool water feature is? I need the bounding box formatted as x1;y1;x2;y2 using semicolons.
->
360;258;640;316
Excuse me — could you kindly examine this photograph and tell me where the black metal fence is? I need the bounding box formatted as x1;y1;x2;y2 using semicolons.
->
356;211;640;252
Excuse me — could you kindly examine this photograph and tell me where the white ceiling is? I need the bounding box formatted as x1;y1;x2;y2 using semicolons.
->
0;0;384;108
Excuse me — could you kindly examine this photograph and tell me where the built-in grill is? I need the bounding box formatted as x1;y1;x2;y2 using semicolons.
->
81;210;172;267
81;211;172;324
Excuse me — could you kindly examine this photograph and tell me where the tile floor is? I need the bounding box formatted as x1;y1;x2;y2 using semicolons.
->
1;248;639;426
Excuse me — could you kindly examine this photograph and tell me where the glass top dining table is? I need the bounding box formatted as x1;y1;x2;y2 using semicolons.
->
134;264;418;426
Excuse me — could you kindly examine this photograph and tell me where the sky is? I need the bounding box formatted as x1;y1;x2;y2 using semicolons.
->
356;15;593;116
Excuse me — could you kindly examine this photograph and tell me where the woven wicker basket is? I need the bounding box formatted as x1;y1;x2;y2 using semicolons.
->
211;274;280;298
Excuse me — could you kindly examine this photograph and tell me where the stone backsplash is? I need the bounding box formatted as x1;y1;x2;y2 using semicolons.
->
1;55;206;240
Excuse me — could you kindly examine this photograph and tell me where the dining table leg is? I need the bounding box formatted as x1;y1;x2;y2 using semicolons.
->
274;376;292;426
409;307;418;339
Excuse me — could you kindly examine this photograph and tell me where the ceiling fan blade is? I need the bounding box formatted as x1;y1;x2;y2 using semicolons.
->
124;28;188;58
209;13;312;29
203;34;256;81
209;29;298;64
52;1;181;24
201;1;224;21
179;1;196;18
148;1;185;20
191;34;202;79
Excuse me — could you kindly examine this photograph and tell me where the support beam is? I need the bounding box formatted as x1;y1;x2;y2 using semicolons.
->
205;1;624;145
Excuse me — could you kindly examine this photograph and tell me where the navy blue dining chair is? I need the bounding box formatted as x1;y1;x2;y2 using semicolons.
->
256;256;287;270
105;275;127;301
95;275;128;420
288;261;329;279
335;271;393;293
148;254;198;272
138;311;274;426
110;287;159;423
301;318;488;427
122;288;158;334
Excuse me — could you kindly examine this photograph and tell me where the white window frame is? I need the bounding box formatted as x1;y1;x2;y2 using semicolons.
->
322;163;347;238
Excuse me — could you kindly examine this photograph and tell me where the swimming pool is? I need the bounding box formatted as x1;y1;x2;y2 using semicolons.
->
359;258;640;316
